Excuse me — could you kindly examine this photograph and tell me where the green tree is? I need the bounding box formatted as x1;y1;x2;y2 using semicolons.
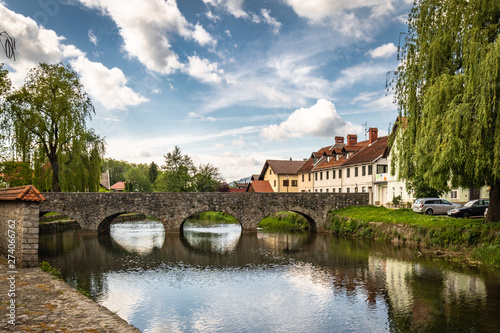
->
148;161;159;184
0;62;105;192
125;164;152;192
193;163;223;192
393;0;500;221
155;146;195;192
103;158;132;185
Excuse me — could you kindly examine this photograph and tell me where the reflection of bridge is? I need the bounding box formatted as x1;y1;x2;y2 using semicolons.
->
40;192;368;233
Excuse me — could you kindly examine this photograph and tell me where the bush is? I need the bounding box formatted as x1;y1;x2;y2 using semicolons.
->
39;261;62;279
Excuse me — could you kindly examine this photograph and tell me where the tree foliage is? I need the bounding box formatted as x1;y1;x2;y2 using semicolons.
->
155;146;196;192
0;62;105;192
193;163;223;192
393;0;500;221
125;164;152;192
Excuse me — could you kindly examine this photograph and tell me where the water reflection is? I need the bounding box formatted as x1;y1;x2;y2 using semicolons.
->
110;220;165;255
182;224;241;254
39;224;500;333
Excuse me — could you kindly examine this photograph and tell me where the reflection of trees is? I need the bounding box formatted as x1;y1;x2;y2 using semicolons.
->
39;230;500;332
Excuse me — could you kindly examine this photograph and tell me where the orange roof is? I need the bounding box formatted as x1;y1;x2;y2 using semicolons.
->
110;181;125;190
247;180;273;193
342;136;388;166
0;185;46;202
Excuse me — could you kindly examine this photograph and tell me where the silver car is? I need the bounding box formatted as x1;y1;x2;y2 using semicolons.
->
412;198;461;215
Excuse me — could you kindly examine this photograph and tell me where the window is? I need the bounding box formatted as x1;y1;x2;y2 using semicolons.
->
362;166;366;176
320;189;323;192
347;188;351;193
376;165;388;174
338;188;342;193
326;171;329;180
332;188;336;193
283;180;289;187
274;180;276;187
339;169;342;178
347;168;350;177
451;190;458;199
362;187;366;192
355;167;358;177
368;165;373;175
332;170;336;179
315;173;318;181
320;172;323;180
292;180;297;187
315;189;318;192
308;174;311;181
270;169;272;175
302;174;304;182
326;189;329;192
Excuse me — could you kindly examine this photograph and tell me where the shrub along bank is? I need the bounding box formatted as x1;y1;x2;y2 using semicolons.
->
328;206;500;266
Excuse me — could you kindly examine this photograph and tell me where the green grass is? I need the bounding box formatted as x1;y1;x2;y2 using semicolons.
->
259;212;309;231
188;211;239;226
470;245;500;266
329;206;500;266
39;261;63;279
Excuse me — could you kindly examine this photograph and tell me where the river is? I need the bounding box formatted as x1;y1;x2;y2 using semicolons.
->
39;219;500;333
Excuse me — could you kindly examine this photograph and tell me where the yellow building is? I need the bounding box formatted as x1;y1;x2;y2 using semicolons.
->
258;160;306;193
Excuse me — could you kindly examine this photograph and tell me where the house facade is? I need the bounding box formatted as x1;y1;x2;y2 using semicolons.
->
259;160;306;193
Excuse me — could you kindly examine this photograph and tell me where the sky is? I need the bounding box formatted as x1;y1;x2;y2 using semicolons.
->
0;0;412;182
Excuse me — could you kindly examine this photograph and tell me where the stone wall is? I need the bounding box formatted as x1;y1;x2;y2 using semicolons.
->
40;192;369;233
0;201;39;268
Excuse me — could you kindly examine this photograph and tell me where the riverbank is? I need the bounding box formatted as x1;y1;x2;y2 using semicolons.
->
328;206;500;266
0;258;139;332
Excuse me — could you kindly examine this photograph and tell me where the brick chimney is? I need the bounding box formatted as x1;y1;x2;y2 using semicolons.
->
347;134;357;146
335;136;344;144
369;128;378;144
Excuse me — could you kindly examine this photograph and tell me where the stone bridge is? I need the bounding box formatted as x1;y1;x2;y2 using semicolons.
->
40;192;369;233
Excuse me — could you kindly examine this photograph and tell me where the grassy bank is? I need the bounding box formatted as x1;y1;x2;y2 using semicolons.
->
188;212;239;226
329;206;500;266
259;212;309;231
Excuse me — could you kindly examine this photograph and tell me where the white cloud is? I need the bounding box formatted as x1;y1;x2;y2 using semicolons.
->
203;0;248;18
183;56;223;84
88;29;98;46
78;0;216;75
332;63;391;90
285;0;410;40
70;56;149;109
0;3;146;110
369;43;397;58
231;136;245;146
261;99;362;141
261;9;281;34
353;91;396;111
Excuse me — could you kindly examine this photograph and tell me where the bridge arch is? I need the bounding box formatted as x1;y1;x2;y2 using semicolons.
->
98;210;163;234
39;192;369;234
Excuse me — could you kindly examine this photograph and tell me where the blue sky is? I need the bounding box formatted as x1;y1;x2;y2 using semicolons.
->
0;0;412;181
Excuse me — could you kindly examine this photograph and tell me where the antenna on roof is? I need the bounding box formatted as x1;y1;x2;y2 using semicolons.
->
362;121;368;140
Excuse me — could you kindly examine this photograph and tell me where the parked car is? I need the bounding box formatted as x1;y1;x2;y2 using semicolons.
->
412;198;461;215
448;199;489;218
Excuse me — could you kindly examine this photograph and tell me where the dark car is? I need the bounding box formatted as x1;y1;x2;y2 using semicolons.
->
447;199;489;218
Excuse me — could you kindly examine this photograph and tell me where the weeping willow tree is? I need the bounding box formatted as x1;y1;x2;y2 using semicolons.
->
393;0;500;221
1;62;105;192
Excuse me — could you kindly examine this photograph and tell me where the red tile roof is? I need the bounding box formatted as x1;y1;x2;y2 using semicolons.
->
342;136;389;166
0;185;46;202
110;181;125;191
247;180;273;192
